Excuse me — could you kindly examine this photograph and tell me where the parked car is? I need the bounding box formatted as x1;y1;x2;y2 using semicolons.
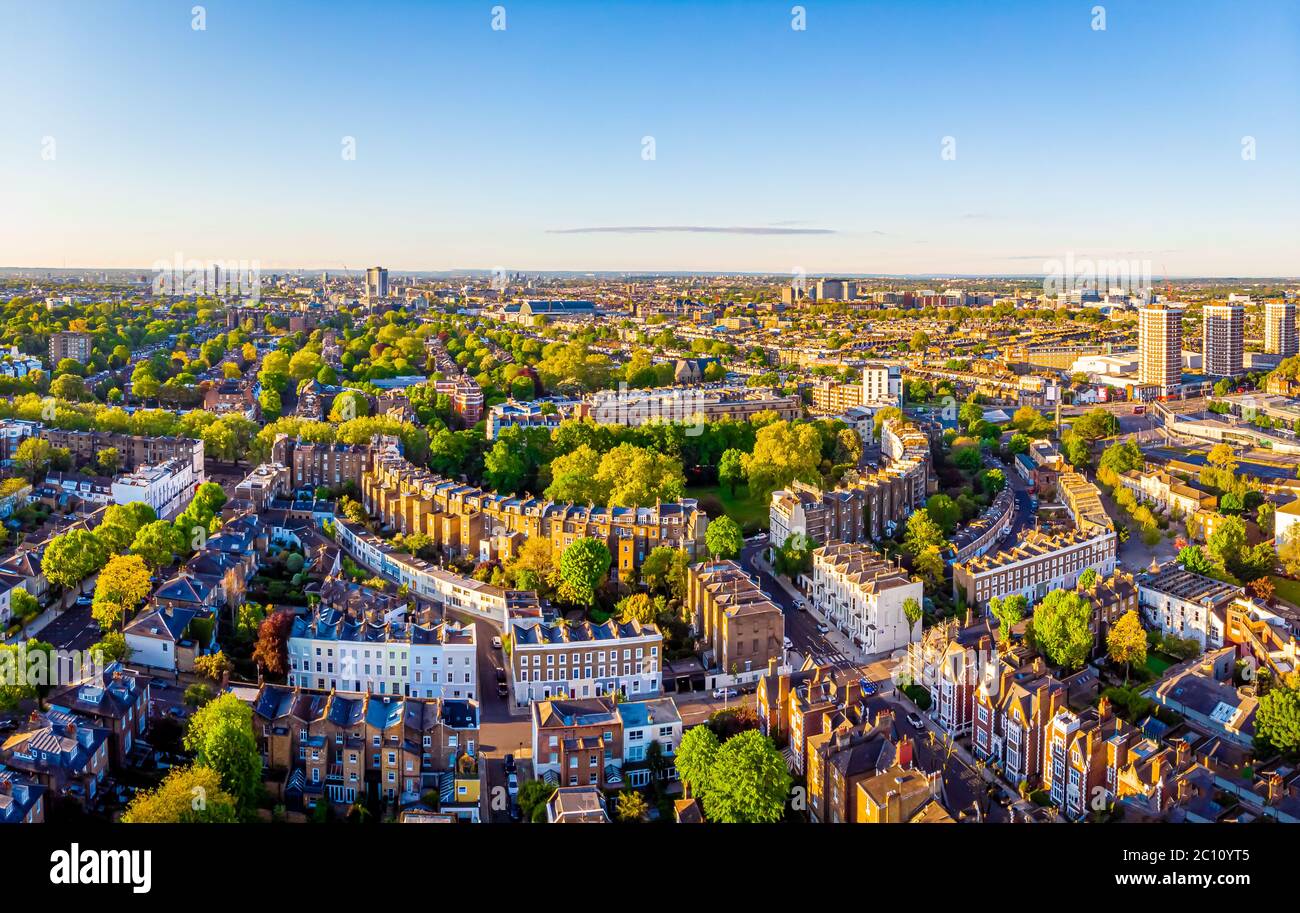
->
816;621;830;634
906;711;925;729
491;636;502;649
506;772;519;798
503;753;517;774
712;687;739;699
783;637;793;651
509;801;522;822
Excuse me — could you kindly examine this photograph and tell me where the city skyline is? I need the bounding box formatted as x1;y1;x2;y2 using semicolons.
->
1;0;1297;275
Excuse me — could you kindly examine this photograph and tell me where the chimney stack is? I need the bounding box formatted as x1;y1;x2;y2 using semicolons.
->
897;736;914;769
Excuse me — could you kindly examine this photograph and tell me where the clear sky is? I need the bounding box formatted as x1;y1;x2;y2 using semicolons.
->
1;0;1297;275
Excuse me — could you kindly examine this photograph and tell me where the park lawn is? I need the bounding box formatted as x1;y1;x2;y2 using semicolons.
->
686;483;770;530
1270;575;1300;608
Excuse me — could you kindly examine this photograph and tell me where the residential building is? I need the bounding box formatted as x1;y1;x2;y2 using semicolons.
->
952;525;1116;610
1149;648;1255;748
287;607;478;700
531;697;624;789
110;457;197;520
0;771;45;824
810;541;923;655
685;560;784;681
45;663;150;768
972;653;1067;786
1265;300;1297;357
250;684;479;810
1042;698;1129;821
48;331;92;367
617;697;682;788
0;709;110;807
546;786;609;822
1137;563;1236;650
1138;303;1183;394
905;611;997;736
509;618;663;705
38;429;204;484
861;362;903;405
333;518;542;628
361;446;708;582
1202;304;1244;377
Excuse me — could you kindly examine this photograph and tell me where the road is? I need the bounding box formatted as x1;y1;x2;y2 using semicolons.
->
740;539;859;672
34;601;100;652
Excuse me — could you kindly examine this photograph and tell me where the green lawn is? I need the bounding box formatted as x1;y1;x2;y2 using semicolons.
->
1270;575;1300;607
1144;653;1173;678
686;483;770;531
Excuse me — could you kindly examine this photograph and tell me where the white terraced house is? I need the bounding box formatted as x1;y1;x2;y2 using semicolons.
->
288;607;478;700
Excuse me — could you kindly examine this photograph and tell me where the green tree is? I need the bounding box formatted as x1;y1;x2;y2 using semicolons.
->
989;593;1027;644
1106;610;1148;684
183;693;262;811
674;725;720;798
131;520;182;571
698;729;791;823
1031;589;1094;671
743;420;823;497
42;528;108;594
902;596;922;639
517;779;558;824
924;495;960;535
122;766;239;823
14;437;52;482
616;788;650;823
640;546;689;600
718;448;747;496
558;537;612;608
902;508;947;557
91;553;153;631
705;516;744;560
1255;686;1300;756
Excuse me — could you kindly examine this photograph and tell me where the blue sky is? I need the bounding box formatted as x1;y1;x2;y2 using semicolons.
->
1;0;1297;275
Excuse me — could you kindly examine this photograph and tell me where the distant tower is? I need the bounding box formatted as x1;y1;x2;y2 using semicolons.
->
364;266;389;301
1265;301;1297;358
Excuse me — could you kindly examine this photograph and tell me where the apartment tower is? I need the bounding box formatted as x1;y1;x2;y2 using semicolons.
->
1202;304;1244;377
1265;301;1297;358
1138;304;1183;395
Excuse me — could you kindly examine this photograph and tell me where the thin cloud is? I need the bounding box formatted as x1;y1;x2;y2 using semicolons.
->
547;225;837;236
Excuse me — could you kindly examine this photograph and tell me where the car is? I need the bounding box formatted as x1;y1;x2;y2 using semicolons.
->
0;720;17;732
503;753;517;774
816;622;830;634
506;772;519;798
712;687;739;699
491;636;502;649
859;677;877;695
783;637;793;651
75;595;92;607
906;712;925;729
797;601;808;612
509;801;522;822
